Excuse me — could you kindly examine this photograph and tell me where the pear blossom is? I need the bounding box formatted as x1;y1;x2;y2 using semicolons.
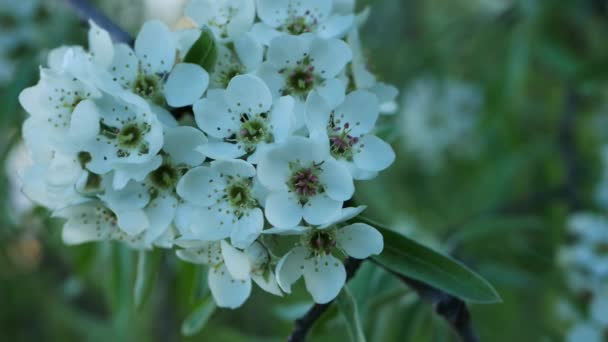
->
253;0;354;45
208;35;263;89
269;206;383;303
185;0;255;41
176;239;281;308
107;20;209;108
176;159;264;248
257;136;354;228
559;213;608;282
306;89;395;180
194;74;294;162
257;34;351;126
100;125;206;241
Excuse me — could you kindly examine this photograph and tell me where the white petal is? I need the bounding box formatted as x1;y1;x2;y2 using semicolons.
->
116;209;149;235
337;90;379;136
370;82;399;114
267;35;313;69
152;105;178;127
302;194;342;226
230;208;264;249
175;240;221;264
174;28;200;59
193;90;238;138
165;63;209;107
303;254;346;304
270;95;295;142
226;74;272;113
336;223;383;259
197;139;245;160
265;191;303;228
69;99;100;145
275;246;308;293
135;20;176;74
249;22;282;45
353;135;396;172
111;156;163;190
566;323;602;342
208;265;252;309
317;78;346;111
234;32;263;71
100;180;150;211
310;37;352;78
262;226;310;235
212;159;256;178
163;126;207;166
256;63;285;99
305;91;331;135
317;15;354;39
176;166;224;206
320;159;354;201
88;20;114;68
591;291;608;326
252;271;283;296
318;205;367;229
144;194;177;243
221;240;252;280
256;148;291;191
108;44;138;87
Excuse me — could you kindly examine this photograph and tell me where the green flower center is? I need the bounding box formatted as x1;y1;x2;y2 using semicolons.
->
284;16;314;35
308;231;336;254
117;123;144;147
282;56;318;99
133;73;163;104
224;179;257;217
328;121;359;161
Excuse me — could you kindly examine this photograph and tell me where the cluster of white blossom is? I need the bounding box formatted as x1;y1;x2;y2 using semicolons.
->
557;213;608;341
18;0;397;308
400;77;483;171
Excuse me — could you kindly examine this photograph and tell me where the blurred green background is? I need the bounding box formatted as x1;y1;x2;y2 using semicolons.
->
2;0;607;341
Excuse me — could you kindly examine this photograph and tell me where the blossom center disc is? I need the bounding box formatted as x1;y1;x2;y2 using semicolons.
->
286;68;315;96
289;166;322;201
117;123;144;148
308;231;336;254
328;122;359;160
284;16;314;35
224;179;257;217
239;117;268;144
133;73;162;104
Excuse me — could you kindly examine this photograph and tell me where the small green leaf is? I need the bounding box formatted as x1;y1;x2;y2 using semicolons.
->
181;293;216;336
336;286;367;342
133;249;162;311
184;26;218;72
362;218;501;303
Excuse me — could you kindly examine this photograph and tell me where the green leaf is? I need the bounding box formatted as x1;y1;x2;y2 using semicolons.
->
361;217;501;304
184;26;218;72
133;249;162;311
181;293;216;336
336;286;367;342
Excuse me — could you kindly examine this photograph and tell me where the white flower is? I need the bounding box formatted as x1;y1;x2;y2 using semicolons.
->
77;94;163;189
253;0;354;45
100;125;206;241
346;28;398;114
269;206;383;303
306;89;395;180
400;77;482;171
208;35;263;89
257;34;351;127
559;213;608;281
176;239;281;308
566;323;603;342
107;20;209;108
257;136;354;228
176;159;264;248
185;0;255;41
194;74;294;162
18;67;101;154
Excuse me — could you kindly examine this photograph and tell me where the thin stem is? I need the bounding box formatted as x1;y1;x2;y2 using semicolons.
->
287;258;363;342
64;0;134;45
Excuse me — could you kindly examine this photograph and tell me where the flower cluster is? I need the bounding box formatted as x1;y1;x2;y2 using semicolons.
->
18;0;397;308
400;77;483;171
557;213;608;341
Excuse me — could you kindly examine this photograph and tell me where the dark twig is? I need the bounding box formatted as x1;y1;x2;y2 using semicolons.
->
64;0;134;45
287;258;363;342
371;260;479;342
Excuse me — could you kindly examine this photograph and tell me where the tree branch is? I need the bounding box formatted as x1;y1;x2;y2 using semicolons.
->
64;0;134;45
287;258;363;342
371;260;479;342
